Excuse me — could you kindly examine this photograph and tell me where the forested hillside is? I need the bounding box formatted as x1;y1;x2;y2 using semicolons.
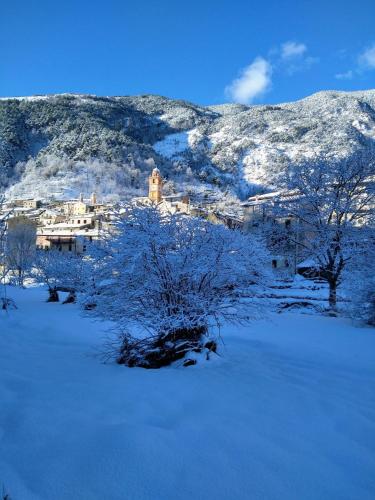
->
0;90;374;201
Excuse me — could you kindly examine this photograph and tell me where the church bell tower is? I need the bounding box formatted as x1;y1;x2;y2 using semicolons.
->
148;168;163;203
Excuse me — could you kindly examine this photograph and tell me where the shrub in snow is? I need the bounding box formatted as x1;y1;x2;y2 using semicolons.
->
355;283;375;326
33;250;86;302
1;484;11;500
343;238;375;326
86;206;270;368
1;297;17;311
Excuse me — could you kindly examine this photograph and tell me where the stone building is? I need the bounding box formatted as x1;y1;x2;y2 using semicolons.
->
36;215;101;254
63;193;100;216
39;209;66;226
7;199;42;210
148;168;163;203
133;167;190;215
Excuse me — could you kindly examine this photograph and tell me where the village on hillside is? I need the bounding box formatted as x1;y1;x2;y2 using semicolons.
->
1;166;345;275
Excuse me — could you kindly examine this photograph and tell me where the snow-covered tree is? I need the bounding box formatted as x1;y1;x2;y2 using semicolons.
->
0;194;13;309
276;153;375;310
33;249;86;302
6;216;36;287
343;235;375;325
0;196;8;278
87;206;270;368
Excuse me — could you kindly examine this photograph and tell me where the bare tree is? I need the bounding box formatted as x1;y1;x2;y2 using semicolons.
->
276;153;375;310
6;216;36;287
0;194;13;308
33;249;86;302
0;196;8;280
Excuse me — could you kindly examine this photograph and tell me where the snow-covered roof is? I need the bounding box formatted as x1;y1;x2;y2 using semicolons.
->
38;221;93;230
40;209;62;216
37;229;100;237
242;190;301;207
69;214;96;219
13;207;34;213
297;258;318;269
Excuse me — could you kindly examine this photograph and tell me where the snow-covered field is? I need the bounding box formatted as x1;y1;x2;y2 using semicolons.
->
1;287;374;500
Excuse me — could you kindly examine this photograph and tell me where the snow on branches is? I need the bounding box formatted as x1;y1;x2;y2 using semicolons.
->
343;235;375;326
275;152;375;310
86;206;270;368
33;249;86;302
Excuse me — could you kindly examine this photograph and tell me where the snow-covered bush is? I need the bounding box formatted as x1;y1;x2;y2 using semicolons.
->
2;484;11;500
352;279;375;326
86;206;270;368
343;238;375;326
33;250;86;302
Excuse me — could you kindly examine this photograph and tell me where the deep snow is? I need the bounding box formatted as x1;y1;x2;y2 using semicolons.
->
0;287;374;500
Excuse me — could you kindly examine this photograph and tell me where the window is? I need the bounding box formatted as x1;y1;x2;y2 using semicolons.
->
68;244;72;251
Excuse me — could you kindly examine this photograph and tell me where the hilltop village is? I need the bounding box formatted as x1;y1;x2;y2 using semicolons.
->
2;166;357;274
1;167;249;252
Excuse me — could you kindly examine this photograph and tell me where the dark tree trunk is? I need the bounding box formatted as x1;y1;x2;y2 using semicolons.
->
17;268;24;288
63;291;76;304
328;280;337;310
47;288;59;302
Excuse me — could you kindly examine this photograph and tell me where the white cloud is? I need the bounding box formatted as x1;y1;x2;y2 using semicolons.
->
334;43;375;80
285;56;319;75
358;44;375;69
225;57;272;104
224;41;316;104
335;70;353;80
281;41;307;59
277;41;317;75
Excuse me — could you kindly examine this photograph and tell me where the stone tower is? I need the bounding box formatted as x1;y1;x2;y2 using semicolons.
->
148;167;162;203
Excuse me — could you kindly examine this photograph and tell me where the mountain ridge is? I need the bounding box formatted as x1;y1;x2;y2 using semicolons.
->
0;89;374;202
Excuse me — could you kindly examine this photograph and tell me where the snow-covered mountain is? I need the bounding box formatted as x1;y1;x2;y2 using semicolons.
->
0;90;374;201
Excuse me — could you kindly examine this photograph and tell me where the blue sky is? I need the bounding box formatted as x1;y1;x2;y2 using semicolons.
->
1;0;374;105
